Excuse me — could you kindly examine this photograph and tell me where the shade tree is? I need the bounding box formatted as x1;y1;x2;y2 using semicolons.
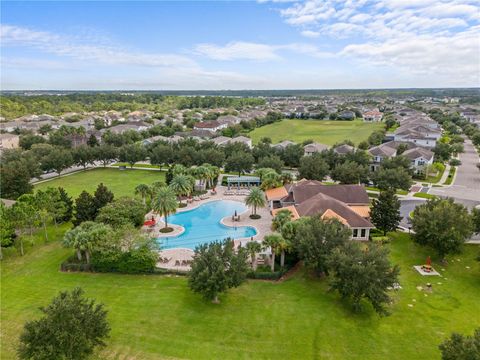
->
370;190;402;235
411;198;474;261
18;288;110;360
327;242;400;315
188;239;249;303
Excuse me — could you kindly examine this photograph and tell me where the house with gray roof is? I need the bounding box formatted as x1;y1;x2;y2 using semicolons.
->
272;140;296;150
304;142;329;156
402;147;434;174
333;144;355;155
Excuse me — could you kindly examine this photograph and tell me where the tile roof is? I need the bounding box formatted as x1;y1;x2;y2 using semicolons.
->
265;186;289;201
295;192;373;228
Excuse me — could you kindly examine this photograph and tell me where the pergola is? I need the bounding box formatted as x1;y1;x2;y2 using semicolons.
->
226;176;261;189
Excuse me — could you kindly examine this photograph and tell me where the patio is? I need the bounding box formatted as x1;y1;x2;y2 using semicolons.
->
150;181;273;271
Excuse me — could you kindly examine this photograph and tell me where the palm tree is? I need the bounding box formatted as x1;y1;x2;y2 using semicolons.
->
135;183;151;205
281;172;294;185
260;172;282;190
194;165;208;186
169;175;193;204
263;234;282;272
277;238;291;268
272;209;293;231
152;186;178;230
245;241;263;270
244;187;266;218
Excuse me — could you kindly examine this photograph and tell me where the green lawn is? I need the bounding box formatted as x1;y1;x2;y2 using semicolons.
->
249;119;384;146
34;168;165;198
2;231;479;359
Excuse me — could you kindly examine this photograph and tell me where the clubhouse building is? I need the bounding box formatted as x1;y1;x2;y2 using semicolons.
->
266;180;374;241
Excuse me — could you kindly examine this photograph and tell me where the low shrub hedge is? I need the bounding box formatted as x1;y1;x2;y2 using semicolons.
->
62;247;158;274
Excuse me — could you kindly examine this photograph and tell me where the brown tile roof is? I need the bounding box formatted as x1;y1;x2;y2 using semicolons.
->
290;183;369;205
295;192;373;228
349;206;371;218
265;186;289;201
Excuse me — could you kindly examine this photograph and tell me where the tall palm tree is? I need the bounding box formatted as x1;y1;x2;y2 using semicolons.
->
244;187;266;218
152;186;178;230
263;234;282;272
277;238;291;268
135;183;151;205
260;172;282;190
272;209;293;231
245;241;263;270
194;165;208;186
169;175;193;204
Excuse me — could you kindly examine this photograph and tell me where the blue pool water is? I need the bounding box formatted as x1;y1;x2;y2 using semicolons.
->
158;200;257;250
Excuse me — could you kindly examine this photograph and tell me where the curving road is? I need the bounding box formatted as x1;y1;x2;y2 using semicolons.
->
430;139;480;202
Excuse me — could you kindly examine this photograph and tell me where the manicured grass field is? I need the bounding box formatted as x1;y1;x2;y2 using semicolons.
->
34;168;165;198
2;231;479;359
249;119;384;145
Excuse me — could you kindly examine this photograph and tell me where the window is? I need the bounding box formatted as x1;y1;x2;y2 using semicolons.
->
361;229;366;238
353;229;358;238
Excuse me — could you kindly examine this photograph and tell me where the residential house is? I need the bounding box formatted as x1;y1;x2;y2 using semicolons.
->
368;141;416;171
267;180;373;240
304;142;329;156
212;135;252;149
333;144;355;155
338;111;355;120
363;110;383;122
193;120;228;133
272;140;296;150
402;147;434;174
217;115;241;126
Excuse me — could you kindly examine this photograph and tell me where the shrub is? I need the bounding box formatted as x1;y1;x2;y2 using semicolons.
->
449;158;461;166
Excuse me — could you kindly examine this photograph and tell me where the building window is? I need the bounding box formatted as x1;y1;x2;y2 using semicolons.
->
361;229;366;238
353;229;358;238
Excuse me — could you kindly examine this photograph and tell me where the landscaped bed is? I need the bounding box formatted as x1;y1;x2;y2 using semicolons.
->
2;230;479;360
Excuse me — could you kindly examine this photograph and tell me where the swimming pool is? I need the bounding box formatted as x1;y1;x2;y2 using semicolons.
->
158;200;257;250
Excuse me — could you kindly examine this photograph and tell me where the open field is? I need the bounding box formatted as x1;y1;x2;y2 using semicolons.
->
249;119;384;146
34;168;165;198
2;231;479;359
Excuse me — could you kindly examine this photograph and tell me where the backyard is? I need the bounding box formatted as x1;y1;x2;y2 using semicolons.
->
34;168;166;198
249;119;384;146
2;231;479;359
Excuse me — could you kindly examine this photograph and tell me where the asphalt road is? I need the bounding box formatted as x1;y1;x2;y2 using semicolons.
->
430;139;480;202
399;199;425;229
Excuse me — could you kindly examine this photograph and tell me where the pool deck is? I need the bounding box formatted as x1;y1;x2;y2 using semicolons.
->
145;185;273;271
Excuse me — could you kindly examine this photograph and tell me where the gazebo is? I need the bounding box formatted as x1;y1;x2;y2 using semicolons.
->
226;176;261;190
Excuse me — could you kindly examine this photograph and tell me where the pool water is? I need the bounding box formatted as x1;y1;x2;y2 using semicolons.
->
158;200;257;250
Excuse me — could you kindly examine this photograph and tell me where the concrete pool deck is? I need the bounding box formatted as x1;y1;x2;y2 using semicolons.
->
145;185;273;271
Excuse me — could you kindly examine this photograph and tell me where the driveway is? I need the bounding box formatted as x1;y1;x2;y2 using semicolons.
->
430;139;480;202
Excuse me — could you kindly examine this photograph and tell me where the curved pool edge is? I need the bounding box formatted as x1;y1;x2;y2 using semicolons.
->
156;199;260;249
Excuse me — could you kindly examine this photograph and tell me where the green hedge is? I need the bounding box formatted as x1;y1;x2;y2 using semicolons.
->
62;247;158;274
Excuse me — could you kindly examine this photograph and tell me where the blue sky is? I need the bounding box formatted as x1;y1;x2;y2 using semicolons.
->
1;0;479;90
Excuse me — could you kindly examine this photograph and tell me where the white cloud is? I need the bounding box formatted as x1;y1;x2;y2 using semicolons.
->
194;41;333;61
194;41;281;61
341;26;480;80
0;24;196;68
301;30;320;38
271;0;479;83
